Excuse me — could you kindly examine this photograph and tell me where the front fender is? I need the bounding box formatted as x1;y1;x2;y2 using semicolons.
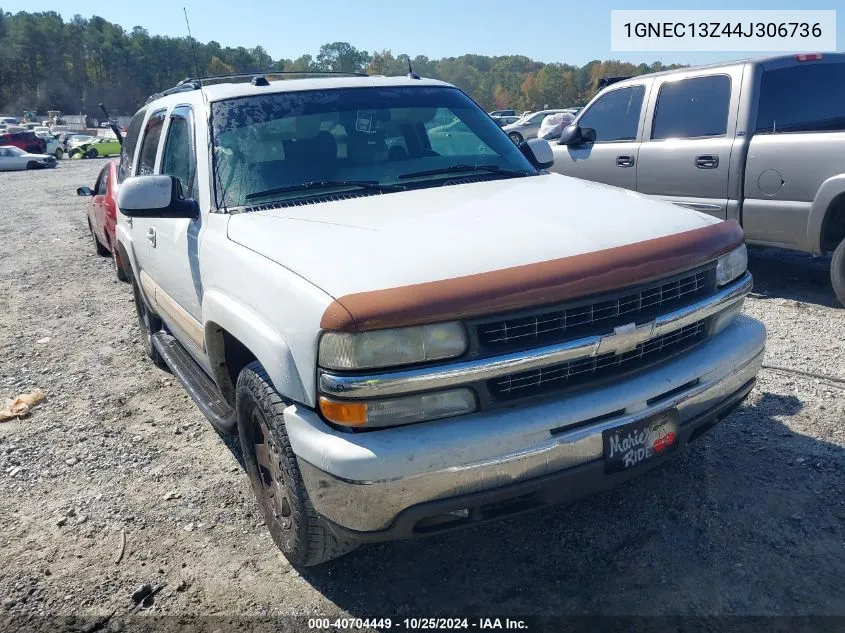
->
808;174;845;254
202;288;308;406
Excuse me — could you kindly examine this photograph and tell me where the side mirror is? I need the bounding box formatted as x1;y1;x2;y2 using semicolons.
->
519;137;554;170
117;175;199;219
557;124;583;146
76;186;94;196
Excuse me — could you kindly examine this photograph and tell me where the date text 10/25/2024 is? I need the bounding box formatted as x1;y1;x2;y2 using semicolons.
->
307;617;529;630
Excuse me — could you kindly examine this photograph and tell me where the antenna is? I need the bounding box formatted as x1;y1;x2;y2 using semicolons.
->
406;58;420;80
183;7;201;78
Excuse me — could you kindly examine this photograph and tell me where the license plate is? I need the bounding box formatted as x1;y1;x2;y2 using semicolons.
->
602;410;679;473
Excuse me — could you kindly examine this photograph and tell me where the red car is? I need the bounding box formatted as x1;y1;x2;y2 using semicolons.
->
76;159;128;282
0;131;46;154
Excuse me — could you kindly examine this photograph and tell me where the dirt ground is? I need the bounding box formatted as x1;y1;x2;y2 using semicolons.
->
1;160;844;629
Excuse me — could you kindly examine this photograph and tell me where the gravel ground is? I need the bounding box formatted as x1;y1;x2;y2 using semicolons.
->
1;161;844;629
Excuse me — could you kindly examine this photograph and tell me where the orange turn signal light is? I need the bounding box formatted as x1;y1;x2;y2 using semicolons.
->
319;397;368;426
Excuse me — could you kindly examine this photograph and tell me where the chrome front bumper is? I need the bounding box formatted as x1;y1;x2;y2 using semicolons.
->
285;315;766;533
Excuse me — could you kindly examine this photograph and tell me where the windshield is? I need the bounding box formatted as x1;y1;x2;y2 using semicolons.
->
210;85;536;208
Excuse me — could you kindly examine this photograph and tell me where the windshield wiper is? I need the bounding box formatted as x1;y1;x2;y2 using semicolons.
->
245;180;405;201
398;164;530;180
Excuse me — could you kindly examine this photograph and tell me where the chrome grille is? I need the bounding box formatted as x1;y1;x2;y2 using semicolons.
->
475;267;713;352
490;321;707;399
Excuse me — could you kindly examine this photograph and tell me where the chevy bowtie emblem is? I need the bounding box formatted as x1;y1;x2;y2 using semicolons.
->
596;321;655;356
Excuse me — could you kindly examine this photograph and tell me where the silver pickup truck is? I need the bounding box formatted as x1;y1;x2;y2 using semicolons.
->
550;53;845;306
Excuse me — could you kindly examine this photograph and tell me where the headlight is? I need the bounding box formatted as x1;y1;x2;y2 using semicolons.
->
318;322;467;370
319;388;477;428
716;244;748;287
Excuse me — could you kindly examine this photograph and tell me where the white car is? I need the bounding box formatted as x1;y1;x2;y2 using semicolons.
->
0;145;57;171
116;73;765;567
35;131;63;158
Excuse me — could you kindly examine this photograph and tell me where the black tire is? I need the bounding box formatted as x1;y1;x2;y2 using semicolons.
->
89;219;110;256
112;246;128;282
236;361;358;567
85;148;98;159
131;276;167;369
54;148;63;159
832;239;845;307
508;132;522;144
26;161;38;170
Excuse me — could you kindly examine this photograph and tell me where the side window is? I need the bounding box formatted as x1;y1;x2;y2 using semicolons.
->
95;166;109;195
756;63;845;134
161;108;196;197
136;110;166;176
651;75;731;140
118;108;146;182
578;86;645;142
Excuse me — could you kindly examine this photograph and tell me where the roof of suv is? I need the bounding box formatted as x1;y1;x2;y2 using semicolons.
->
148;75;454;108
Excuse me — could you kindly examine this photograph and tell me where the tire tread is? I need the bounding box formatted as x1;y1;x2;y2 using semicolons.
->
237;361;357;566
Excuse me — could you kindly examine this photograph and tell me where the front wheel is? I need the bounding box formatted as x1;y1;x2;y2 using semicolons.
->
831;239;845;307
508;132;523;145
85;148;98;159
54;148;63;159
131;276;167;369
112;247;128;282
89;219;110;256
236;361;358;567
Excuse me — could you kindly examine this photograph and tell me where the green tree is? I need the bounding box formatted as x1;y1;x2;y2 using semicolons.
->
316;42;369;73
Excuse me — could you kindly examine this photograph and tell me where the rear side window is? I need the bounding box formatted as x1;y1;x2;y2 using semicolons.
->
119;108;146;182
97;166;110;195
578;85;645;142
136;110;166;176
651;75;731;140
756;63;845;134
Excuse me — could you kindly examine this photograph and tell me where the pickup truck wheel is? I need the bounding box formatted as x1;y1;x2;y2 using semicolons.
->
131;277;167;369
236;361;358;567
832;239;845;307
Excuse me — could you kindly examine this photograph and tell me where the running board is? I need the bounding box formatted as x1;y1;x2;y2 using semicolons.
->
151;332;237;435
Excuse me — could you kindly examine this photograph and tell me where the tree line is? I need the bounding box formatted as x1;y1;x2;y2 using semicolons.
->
0;10;684;118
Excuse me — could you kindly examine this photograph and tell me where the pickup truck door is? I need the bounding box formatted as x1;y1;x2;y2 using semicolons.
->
636;69;742;219
550;84;647;190
142;105;206;355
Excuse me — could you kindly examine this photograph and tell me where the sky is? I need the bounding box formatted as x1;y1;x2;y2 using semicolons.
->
4;0;842;66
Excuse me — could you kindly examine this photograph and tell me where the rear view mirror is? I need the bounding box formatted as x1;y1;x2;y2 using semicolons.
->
519;138;554;170
76;186;93;196
117;175;199;219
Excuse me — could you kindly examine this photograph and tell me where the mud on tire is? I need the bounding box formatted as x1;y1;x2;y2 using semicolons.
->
236;361;358;567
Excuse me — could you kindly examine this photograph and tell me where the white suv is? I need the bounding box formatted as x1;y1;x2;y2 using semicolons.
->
116;72;765;566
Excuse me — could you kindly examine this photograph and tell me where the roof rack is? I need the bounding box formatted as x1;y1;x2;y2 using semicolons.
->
145;70;370;104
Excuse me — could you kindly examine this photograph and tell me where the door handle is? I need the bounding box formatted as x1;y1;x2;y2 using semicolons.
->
616;155;635;168
146;227;156;247
695;155;719;169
